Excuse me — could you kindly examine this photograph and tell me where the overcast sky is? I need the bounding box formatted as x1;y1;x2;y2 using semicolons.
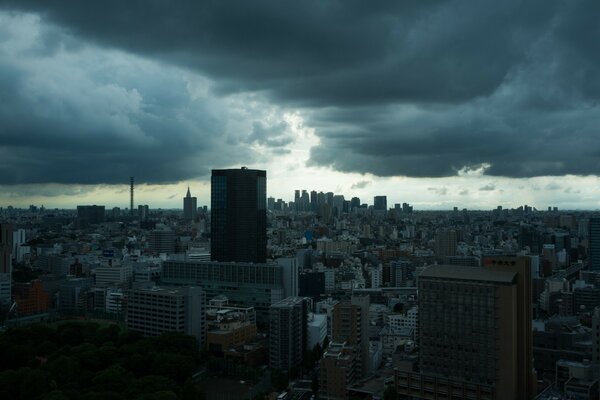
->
1;1;600;210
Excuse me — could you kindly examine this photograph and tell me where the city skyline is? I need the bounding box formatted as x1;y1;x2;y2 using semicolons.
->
2;2;600;210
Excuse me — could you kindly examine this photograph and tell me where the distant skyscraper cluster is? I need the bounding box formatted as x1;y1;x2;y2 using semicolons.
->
267;189;413;220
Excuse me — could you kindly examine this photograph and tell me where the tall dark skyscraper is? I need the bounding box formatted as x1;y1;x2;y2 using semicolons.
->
589;217;600;271
211;167;266;263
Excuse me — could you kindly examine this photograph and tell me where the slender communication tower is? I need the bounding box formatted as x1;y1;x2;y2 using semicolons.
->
130;177;134;216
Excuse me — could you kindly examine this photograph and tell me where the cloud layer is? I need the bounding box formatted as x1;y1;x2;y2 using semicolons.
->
1;1;600;184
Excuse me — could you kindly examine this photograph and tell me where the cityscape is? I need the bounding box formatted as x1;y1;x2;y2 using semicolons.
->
2;1;600;400
2;167;600;399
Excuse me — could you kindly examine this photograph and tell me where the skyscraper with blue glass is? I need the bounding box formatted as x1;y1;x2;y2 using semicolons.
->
211;167;267;263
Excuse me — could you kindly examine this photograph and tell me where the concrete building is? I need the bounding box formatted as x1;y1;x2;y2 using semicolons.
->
483;255;536;399
12;279;50;316
206;298;257;356
162;260;285;325
395;265;530;400
105;287;126;314
0;223;12;305
319;342;357;400
307;312;327;350
126;286;205;346
95;263;133;287
269;297;310;372
332;295;370;378
147;228;175;254
434;228;457;261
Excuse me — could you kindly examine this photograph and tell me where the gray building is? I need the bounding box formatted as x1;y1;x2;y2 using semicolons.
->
269;297;310;372
148;228;175;254
126;286;206;346
162;260;284;325
0;223;12;305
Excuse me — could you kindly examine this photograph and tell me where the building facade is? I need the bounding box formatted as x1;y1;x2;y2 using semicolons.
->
126;286;205;346
211;168;267;263
162;260;284;325
269;297;310;372
183;187;197;222
395;265;527;400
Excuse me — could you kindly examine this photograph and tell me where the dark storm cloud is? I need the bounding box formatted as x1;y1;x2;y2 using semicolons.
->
2;0;600;181
0;14;256;184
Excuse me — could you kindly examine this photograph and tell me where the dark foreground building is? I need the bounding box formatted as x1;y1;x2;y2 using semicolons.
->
211;167;266;263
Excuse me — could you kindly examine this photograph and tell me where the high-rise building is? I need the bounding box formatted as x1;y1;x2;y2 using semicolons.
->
138;204;149;222
183;187;197;221
269;297;310;371
0;223;12;275
483;255;536;399
396;265;530;399
332;295;370;378
434;228;457;261
0;223;13;305
373;196;387;211
319;342;357;400
589;217;600;271
211;168;266;263
126;286;206;347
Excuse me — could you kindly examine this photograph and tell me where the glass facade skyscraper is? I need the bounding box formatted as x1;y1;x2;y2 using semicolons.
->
589;217;600;271
211;168;267;263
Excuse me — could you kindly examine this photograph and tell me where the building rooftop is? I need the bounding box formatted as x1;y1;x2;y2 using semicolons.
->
420;265;517;283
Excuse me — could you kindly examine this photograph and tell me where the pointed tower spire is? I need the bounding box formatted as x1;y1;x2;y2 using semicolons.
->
186;186;191;198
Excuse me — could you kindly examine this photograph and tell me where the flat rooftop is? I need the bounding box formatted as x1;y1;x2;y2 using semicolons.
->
420;265;517;284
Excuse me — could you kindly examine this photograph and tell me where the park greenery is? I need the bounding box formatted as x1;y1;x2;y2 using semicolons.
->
0;322;205;400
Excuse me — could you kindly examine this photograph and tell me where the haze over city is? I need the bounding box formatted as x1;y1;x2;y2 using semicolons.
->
1;1;600;209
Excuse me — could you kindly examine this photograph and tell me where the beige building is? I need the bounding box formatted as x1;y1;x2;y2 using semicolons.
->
396;263;533;399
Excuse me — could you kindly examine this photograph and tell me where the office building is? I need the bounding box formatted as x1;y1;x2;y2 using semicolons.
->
162;260;284;325
0;223;12;305
269;297;310;371
332;295;370;378
147;228;175;254
95;263;133;287
319;342;357;400
434;228;457;261
0;223;13;274
373;196;387;211
12;280;50;316
211;168;266;263
76;205;105;225
395;265;529;399
590;217;600;271
138;204;149;222
126;286;206;346
183;187;197;221
206;297;257;355
483;255;536;399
